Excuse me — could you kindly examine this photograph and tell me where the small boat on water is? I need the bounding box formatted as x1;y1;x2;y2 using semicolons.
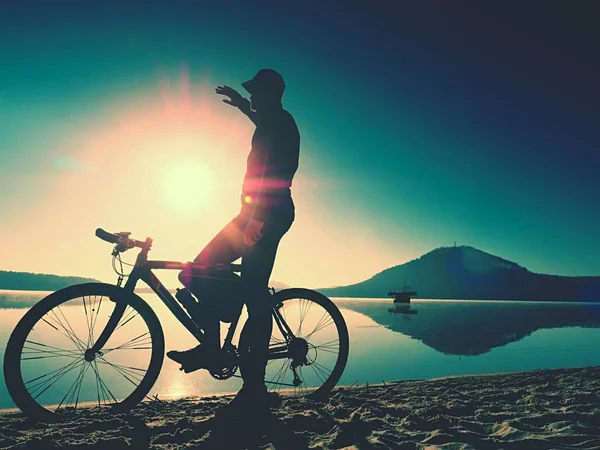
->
388;284;418;318
388;284;417;304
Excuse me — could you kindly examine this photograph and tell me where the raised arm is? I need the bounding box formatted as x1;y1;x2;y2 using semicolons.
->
236;98;259;125
215;85;259;125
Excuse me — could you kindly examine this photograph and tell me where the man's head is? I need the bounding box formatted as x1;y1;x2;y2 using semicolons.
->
242;69;285;112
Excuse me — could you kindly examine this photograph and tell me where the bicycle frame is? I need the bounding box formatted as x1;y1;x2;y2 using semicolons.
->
89;243;294;361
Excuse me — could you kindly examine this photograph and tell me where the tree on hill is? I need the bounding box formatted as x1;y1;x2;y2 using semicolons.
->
0;270;100;291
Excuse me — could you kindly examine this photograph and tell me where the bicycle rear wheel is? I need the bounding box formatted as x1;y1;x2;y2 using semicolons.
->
3;283;164;422
240;288;349;399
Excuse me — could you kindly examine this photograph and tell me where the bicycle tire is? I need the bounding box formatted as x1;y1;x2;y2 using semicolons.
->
239;288;349;399
3;283;165;422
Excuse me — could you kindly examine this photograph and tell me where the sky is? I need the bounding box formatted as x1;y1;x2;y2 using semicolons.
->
1;1;599;289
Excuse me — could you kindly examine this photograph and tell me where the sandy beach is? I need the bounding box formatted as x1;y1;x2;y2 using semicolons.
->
0;366;599;449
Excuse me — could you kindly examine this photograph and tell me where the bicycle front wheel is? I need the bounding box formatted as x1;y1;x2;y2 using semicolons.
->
3;283;164;422
240;288;349;399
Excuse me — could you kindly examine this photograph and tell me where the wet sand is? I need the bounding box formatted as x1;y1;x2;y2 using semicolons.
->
1;366;599;449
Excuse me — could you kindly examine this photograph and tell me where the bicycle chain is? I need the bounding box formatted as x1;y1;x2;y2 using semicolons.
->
209;345;240;380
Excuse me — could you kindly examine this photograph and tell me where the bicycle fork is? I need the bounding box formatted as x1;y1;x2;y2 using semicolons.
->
88;295;127;356
88;275;139;357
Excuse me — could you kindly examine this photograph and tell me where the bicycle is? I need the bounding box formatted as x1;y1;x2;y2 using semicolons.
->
3;228;350;422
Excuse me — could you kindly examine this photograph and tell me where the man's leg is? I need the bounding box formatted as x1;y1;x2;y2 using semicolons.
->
190;215;248;266
239;214;294;393
168;214;248;368
182;214;248;351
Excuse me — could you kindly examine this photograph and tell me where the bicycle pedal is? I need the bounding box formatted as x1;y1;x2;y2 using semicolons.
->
178;363;194;373
179;363;209;374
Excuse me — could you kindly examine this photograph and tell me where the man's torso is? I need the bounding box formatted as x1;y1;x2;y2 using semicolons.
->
241;108;300;217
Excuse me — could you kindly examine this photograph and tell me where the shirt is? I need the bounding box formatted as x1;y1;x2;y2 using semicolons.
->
241;107;300;221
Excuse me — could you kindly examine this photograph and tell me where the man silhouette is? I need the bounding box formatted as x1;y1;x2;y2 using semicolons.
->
167;69;300;407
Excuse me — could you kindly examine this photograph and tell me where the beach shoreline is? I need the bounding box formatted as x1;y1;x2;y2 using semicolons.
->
1;366;599;449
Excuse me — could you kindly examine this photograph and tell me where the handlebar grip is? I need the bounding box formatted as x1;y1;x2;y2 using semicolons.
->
95;228;119;244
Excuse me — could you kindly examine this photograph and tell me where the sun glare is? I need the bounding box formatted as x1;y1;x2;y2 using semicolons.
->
160;161;214;215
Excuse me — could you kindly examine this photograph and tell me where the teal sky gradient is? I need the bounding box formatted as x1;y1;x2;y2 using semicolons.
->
1;1;598;285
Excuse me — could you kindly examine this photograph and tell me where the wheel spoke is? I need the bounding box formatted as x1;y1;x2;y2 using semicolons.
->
42;314;86;352
25;361;80;387
116;306;139;331
82;295;90;347
22;353;81;361
31;359;86;401
268;360;289;393
312;338;340;355
72;363;90;412
90;359;119;404
56;361;89;413
97;355;144;386
266;379;297;388
28;357;83;394
311;360;333;380
313;338;340;348
96;359;147;380
304;314;335;340
84;296;98;348
309;361;327;384
103;332;151;353
93;359;102;407
24;340;81;354
56;305;88;350
90;296;103;347
23;344;81;359
312;346;339;355
296;299;310;336
298;298;314;336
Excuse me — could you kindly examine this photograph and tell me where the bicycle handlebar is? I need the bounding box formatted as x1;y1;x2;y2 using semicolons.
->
95;228;148;250
95;228;119;244
95;227;242;272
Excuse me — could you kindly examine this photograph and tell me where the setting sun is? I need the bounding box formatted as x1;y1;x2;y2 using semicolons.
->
160;161;215;215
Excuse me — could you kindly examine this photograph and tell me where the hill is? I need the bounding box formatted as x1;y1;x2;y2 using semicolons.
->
319;246;600;302
0;270;100;291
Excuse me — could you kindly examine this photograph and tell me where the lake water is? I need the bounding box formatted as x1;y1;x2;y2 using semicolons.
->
1;289;599;410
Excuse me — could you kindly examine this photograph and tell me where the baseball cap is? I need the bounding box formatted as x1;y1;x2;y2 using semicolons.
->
242;69;285;98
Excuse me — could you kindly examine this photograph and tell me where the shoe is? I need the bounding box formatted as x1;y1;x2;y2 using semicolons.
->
166;345;221;373
213;386;268;422
229;384;280;410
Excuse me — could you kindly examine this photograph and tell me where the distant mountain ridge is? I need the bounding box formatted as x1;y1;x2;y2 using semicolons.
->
0;268;290;294
319;246;600;302
0;270;100;291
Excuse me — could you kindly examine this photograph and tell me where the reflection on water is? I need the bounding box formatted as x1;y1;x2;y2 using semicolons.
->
1;290;599;410
0;290;50;309
334;298;600;389
339;299;600;355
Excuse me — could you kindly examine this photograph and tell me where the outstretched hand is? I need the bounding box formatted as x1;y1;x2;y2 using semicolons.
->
215;85;245;108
